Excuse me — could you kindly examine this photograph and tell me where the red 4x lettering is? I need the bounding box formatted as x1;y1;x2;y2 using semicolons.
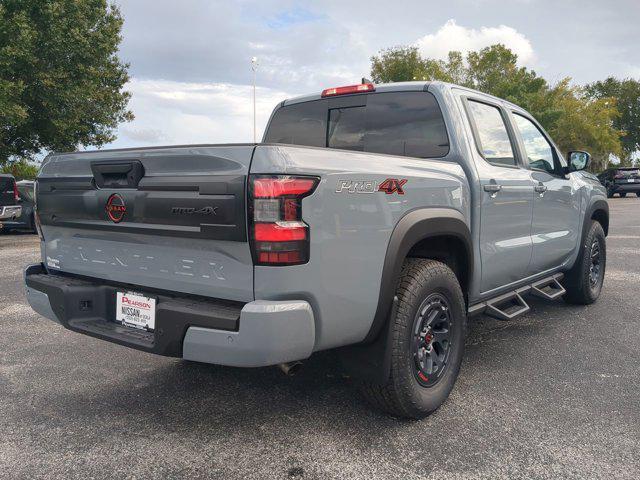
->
378;178;408;195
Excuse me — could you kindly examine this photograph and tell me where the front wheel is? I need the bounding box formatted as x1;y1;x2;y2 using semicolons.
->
359;259;466;419
563;220;606;305
636;192;640;198
620;192;627;198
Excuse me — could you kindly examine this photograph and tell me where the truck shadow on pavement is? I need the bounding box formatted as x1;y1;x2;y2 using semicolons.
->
47;296;582;433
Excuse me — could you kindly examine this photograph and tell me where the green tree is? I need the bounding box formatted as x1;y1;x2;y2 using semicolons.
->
370;44;622;171
371;46;428;83
585;77;640;164
0;0;133;164
1;158;38;180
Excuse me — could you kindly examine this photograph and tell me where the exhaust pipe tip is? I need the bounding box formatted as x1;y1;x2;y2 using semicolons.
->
278;361;303;376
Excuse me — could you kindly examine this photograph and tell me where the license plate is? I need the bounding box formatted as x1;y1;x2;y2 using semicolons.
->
628;178;635;183
116;291;156;330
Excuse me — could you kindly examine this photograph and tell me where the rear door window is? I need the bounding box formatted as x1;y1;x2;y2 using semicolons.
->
265;91;449;159
467;101;516;167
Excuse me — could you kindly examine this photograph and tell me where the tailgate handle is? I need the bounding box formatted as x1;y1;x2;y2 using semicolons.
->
91;160;145;189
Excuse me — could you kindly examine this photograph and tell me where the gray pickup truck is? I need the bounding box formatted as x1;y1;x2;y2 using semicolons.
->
25;81;608;418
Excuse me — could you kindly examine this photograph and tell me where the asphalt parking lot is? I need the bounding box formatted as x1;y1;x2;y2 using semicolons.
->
1;198;639;480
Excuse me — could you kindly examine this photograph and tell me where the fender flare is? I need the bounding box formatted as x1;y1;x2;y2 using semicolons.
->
363;207;473;343
584;199;609;238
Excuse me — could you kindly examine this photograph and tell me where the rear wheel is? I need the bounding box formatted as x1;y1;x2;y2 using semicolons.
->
636;192;640;197
359;259;466;419
563;220;606;305
620;192;627;198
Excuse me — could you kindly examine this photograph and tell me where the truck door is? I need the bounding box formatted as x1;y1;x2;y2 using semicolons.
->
510;112;580;273
464;98;535;294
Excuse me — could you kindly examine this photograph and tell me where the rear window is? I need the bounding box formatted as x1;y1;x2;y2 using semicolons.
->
0;176;15;192
263;100;326;148
264;92;449;159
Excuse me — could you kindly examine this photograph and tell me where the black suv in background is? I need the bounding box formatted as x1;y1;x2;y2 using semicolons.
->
598;167;640;198
1;180;36;233
0;174;22;229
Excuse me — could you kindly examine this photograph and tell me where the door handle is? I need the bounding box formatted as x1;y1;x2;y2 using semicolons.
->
483;183;502;197
534;184;548;195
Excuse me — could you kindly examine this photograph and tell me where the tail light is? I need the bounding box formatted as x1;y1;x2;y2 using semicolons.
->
321;83;375;97
614;173;624;179
249;175;319;266
13;181;19;202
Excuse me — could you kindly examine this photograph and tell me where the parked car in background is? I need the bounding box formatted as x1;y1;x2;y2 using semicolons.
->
597;167;640;198
0;180;37;233
0;174;22;230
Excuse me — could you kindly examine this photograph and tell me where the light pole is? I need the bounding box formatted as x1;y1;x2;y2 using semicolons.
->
251;57;259;143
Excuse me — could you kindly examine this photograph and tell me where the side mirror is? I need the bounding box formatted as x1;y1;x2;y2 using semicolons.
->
567;151;591;172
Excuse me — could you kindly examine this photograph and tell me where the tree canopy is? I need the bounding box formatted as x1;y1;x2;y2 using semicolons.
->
371;45;629;171
0;0;133;167
585;77;640;164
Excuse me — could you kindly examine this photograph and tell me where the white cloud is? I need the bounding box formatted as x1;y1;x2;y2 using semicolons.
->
415;19;535;65
108;79;293;149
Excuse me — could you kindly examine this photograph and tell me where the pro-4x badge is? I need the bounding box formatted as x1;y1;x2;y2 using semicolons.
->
335;178;407;195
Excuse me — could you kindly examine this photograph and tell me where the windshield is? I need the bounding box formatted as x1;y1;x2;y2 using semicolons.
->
17;184;35;201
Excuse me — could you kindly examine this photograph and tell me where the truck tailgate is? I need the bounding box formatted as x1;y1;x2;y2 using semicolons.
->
37;145;255;303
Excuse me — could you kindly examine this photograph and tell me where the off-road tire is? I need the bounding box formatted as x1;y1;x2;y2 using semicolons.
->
359;259;466;419
563;220;606;305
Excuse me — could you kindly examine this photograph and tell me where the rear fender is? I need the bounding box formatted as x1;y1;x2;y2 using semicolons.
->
339;208;472;383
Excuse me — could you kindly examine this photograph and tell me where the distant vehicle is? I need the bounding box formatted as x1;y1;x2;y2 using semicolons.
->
0;180;36;233
0;174;22;229
597;167;640;198
25;81;609;418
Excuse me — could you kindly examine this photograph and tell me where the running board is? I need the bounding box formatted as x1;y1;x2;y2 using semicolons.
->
530;275;566;300
484;289;530;321
468;273;564;321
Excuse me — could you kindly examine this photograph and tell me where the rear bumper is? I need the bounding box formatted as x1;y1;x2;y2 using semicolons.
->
611;183;640;193
0;205;21;220
24;264;315;367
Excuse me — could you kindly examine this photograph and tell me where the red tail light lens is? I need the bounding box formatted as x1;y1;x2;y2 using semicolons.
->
321;83;375;97
249;175;319;266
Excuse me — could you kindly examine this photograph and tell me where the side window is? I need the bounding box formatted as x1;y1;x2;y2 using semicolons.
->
467;101;516;167
512;114;557;175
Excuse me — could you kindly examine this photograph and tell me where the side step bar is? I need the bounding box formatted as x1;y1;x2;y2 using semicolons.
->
530;275;566;300
468;273;564;321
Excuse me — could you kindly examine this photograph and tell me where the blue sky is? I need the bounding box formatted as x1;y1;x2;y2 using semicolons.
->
105;0;640;149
